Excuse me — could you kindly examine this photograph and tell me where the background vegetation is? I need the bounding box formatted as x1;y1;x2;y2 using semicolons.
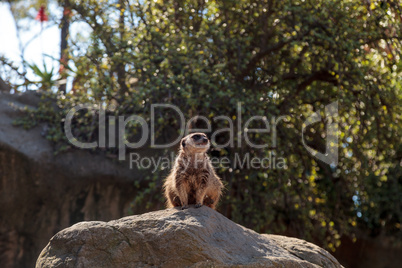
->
2;0;401;255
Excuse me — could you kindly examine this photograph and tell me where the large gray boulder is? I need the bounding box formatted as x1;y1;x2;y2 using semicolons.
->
36;207;343;267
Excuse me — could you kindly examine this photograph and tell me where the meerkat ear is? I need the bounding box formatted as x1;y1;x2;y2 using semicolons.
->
181;138;186;148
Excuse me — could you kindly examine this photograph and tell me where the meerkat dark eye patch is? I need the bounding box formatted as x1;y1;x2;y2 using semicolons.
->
192;134;201;140
181;139;186;147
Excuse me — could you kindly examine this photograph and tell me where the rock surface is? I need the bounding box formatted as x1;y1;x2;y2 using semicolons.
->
36;207;343;268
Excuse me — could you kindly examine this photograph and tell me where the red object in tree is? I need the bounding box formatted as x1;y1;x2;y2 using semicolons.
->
35;6;48;23
59;55;67;74
63;7;72;17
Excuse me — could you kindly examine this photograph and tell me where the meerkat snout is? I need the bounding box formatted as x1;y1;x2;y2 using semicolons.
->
192;133;207;141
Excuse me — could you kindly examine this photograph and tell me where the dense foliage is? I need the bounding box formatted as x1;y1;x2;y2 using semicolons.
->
3;0;402;251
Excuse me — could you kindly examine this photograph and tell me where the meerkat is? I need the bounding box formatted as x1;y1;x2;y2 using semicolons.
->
163;133;224;210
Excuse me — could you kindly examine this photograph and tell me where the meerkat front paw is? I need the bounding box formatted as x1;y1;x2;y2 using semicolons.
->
203;196;214;206
195;203;202;208
181;205;189;210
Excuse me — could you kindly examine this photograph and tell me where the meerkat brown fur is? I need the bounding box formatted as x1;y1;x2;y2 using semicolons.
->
163;133;224;210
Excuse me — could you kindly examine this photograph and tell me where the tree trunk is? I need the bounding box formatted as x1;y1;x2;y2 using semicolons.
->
59;0;71;94
116;0;128;96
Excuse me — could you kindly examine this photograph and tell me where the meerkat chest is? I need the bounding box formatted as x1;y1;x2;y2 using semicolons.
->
181;168;208;185
177;157;210;185
187;174;198;185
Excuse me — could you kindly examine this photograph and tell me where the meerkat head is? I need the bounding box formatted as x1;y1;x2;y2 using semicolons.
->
180;133;210;153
